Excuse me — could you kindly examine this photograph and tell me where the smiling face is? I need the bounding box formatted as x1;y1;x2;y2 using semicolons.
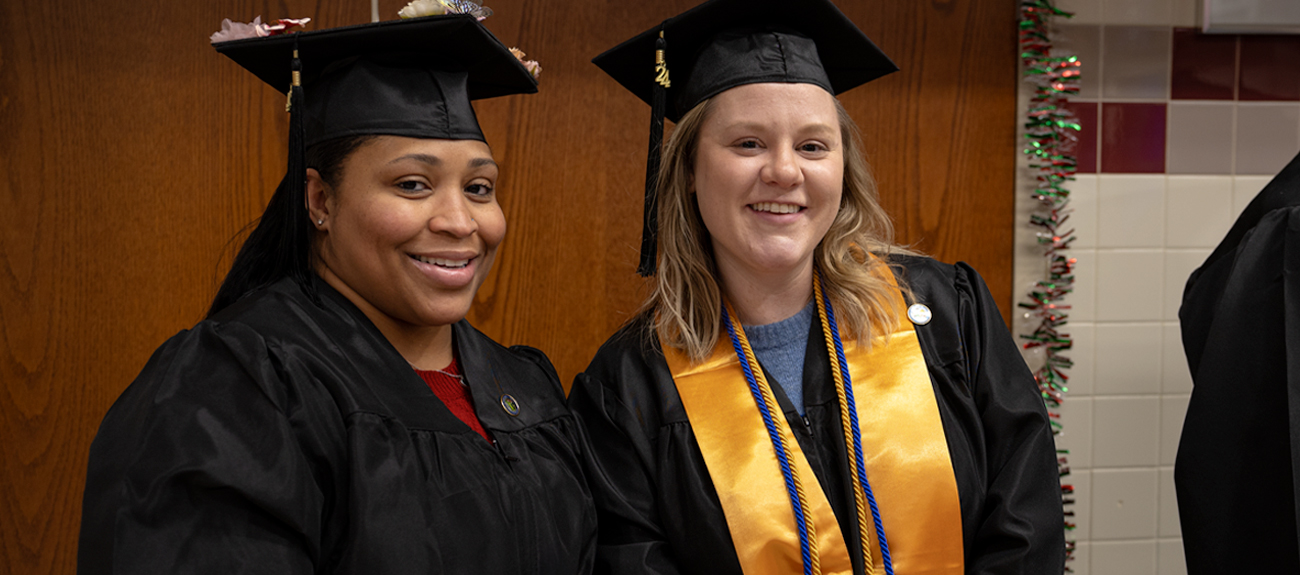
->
692;82;844;292
308;135;505;335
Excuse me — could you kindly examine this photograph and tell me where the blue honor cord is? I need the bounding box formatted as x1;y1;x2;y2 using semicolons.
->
721;271;895;575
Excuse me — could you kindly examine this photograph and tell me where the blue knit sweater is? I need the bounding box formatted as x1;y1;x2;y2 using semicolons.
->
743;300;815;415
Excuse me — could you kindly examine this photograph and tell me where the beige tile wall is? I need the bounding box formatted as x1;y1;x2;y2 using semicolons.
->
1020;0;1300;572
1011;1;1293;573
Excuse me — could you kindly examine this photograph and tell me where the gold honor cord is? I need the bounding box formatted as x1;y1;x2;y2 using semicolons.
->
722;301;821;574
843;264;964;574
814;273;877;574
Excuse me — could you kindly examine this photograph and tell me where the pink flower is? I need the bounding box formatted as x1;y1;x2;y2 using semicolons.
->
210;16;311;43
261;18;312;35
509;47;542;80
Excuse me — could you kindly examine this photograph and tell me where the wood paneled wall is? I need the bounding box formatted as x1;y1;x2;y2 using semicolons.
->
0;0;1017;572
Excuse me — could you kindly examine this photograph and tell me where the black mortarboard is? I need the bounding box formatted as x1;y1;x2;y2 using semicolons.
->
592;0;898;276
215;14;538;144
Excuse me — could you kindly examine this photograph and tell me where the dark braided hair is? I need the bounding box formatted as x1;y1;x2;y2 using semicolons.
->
206;135;377;317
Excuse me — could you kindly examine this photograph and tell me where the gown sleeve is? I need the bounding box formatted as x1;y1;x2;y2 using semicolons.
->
78;321;333;574
568;346;686;575
951;262;1065;574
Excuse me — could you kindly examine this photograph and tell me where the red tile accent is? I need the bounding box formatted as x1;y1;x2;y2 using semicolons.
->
1239;35;1300;101
1171;28;1237;100
1101;103;1167;174
1065;101;1098;174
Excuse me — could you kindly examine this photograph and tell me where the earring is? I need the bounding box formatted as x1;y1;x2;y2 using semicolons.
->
317;219;324;225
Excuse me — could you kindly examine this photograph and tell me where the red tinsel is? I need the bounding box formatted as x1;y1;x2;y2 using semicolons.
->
1018;0;1079;571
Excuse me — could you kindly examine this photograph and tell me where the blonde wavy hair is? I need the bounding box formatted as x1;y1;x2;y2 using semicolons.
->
647;95;914;362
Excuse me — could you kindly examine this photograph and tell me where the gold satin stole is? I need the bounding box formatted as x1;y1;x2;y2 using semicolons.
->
662;273;965;574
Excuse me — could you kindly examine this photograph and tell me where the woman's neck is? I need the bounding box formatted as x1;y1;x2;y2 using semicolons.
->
315;263;455;370
379;319;454;370
716;258;814;326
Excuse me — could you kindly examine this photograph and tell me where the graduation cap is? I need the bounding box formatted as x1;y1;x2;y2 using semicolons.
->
206;14;536;314
592;0;898;276
214;14;539;145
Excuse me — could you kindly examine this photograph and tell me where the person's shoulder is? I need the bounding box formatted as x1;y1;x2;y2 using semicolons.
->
144;310;275;380
888;253;953;280
176;281;372;401
205;279;319;340
573;310;676;403
200;279;373;364
584;311;661;377
885;253;985;301
102;312;288;435
886;253;962;298
457;320;558;378
570;311;682;429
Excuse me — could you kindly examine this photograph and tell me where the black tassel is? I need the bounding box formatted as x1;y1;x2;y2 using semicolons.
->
638;30;669;277
206;33;315;316
286;35;317;302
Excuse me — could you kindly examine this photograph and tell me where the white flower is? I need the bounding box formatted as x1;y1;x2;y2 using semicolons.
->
399;0;448;19
210;16;264;43
400;0;492;21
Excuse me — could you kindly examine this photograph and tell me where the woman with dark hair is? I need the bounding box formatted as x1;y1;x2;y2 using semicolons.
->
568;0;1064;573
77;12;594;574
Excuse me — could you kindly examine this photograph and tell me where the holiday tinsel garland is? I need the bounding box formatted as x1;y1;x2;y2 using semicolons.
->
1017;1;1080;571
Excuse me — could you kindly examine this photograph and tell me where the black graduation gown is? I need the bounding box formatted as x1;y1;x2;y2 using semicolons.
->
78;276;597;574
1175;152;1300;574
568;257;1064;575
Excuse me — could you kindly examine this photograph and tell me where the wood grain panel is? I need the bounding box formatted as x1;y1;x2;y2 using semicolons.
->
0;1;1017;573
0;2;371;573
842;0;1019;315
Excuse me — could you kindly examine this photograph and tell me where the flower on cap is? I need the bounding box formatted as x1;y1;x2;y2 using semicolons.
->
398;0;448;19
210;16;263;43
509;47;542;80
210;16;311;43
262;18;312;35
445;0;493;20
399;0;493;21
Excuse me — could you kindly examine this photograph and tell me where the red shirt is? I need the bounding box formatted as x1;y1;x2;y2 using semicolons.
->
414;360;491;442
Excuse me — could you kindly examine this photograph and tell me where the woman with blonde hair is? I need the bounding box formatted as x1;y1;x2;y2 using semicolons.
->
569;0;1064;573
